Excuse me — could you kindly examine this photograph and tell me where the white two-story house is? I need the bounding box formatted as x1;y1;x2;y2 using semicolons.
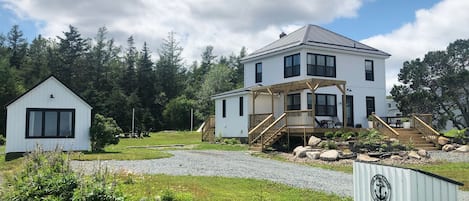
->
211;25;390;145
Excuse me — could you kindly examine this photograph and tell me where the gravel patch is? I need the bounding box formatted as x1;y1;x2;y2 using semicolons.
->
429;151;469;162
71;150;469;200
72;150;353;197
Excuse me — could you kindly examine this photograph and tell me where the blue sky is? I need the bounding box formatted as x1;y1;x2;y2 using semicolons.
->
1;0;468;92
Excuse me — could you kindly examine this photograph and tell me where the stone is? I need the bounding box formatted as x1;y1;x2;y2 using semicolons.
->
408;151;421;160
438;136;450;145
417;149;428;158
306;151;321;160
356;154;380;162
320;150;339;161
389;138;399;143
455;145;469;152
294;146;313;158
293;146;303;155
442;144;455;152
390;155;403;160
308;136;322;147
339;149;354;159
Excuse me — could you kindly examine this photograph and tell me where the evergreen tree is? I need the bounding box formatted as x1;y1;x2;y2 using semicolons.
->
7;25;28;69
22;35;50;87
122;36;138;95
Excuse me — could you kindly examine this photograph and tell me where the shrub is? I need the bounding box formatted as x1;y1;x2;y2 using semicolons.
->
0;135;5;145
160;189;193;201
444;128;467;144
320;140;337;150
324;131;334;139
90;114;122;152
223;138;240;145
72;166;124;201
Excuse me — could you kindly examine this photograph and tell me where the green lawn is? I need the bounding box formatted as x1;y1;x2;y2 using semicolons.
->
117;174;352;201
71;131;247;160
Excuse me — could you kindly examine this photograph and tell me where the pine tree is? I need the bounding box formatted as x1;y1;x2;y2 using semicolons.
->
7;25;28;69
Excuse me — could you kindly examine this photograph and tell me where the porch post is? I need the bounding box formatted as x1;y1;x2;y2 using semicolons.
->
306;81;318;128
252;91;257;127
284;89;289;127
336;84;347;128
268;88;274;115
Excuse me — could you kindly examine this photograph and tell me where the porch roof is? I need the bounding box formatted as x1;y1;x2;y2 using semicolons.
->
250;78;346;94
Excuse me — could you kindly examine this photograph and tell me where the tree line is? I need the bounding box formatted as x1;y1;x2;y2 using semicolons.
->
0;25;245;134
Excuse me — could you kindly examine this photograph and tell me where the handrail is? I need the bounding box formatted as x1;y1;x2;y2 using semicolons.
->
371;113;400;137
263;124;287;144
251;113;286;144
248;114;274;135
201;115;215;142
412;114;440;145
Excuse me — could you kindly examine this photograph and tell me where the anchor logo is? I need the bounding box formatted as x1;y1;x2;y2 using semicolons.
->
370;174;391;201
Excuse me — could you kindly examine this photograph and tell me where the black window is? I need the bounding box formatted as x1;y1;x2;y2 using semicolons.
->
307;53;336;77
26;108;75;138
365;60;374;81
315;94;337;116
239;97;244;116
284;54;300;78
287;93;301;110
307;93;312;110
255;63;262;83
366;96;375;116
222;100;226;118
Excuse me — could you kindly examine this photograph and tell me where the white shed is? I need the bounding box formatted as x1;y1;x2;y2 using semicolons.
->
354;161;463;201
5;75;92;153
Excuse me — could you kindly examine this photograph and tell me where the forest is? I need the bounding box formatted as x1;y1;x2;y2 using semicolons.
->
0;25;245;134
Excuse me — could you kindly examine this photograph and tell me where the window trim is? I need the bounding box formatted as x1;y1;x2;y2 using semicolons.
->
25;108;76;138
284;53;301;78
239;97;244;116
255;63;262;83
366;96;375;116
222;100;226;118
312;93;337;116
286;93;301;111
365;60;374;81
307;53;336;78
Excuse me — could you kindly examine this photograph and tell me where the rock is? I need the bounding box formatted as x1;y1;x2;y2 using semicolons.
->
308;136;322;147
417;149;428;158
389;138;399;143
408;151;421;160
390;155;402;160
438;136;450;145
442;144;455;152
339;149;354;159
294;147;313;158
455;145;469;152
320;150;339;161
368;152;384;158
306;151;321;160
357;154;380;162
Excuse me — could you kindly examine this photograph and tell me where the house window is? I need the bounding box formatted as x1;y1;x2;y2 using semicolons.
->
26;108;75;138
365;60;374;81
307;53;336;77
315;94;337;116
284;54;300;78
366;96;375;116
307;93;312;109
239;97;244;116
255;63;262;83
286;93;301;110
222;100;226;118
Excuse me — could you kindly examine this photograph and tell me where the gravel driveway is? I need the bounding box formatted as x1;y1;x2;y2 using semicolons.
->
71;150;469;200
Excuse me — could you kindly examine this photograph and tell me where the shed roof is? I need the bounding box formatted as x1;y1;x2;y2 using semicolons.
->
243;24;390;61
5;75;92;109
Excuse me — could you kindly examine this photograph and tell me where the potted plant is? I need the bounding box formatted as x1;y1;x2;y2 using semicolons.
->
368;115;374;128
402;117;411;128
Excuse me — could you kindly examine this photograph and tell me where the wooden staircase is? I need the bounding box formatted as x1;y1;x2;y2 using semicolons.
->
201;116;215;142
395;128;439;150
249;113;286;151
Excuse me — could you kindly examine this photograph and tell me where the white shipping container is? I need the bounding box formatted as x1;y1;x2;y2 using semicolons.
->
353;161;463;201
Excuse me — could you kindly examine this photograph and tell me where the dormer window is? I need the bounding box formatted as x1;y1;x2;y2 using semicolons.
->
284;54;300;78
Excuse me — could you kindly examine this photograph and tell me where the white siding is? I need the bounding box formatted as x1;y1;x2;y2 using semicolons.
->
6;77;91;153
354;162;460;201
214;94;249;138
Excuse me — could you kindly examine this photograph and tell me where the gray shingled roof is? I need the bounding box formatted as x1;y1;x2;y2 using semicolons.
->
243;24;390;60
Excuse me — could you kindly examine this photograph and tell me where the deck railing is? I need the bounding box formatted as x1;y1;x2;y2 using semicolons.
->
412;114;440;145
201;115;215;142
371;113;400;137
285;110;315;127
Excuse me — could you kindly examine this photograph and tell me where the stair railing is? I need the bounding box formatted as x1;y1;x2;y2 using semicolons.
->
201;115;215;142
250;113;286;145
412;114;440;145
371;113;400;137
248;114;274;145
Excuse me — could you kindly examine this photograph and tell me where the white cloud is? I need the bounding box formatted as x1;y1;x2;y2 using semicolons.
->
361;0;469;93
2;0;362;65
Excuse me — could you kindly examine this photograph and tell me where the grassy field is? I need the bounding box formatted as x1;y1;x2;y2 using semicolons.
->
116;174;352;201
72;131;247;160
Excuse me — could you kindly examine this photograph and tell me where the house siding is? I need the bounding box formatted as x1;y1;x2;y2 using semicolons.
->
6;78;91;153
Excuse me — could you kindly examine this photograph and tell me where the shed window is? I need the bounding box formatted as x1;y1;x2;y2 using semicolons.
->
26;108;75;138
222;100;226;118
239;97;244;116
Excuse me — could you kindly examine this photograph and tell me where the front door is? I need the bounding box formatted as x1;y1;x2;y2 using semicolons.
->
346;95;354;127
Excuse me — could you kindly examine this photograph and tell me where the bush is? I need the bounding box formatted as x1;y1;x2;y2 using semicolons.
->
324;131;334;139
444;128;467;144
0;148;124;201
90;114;122;152
0;135;5;145
320;140;337;150
223;138;240;145
160;189;193;201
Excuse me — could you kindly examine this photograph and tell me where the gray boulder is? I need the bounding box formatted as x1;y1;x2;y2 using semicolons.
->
417;149;428;158
442;144;455;152
408;151;421;160
357;154;380;162
306;151;321;160
456;145;469;152
320;150;339;161
308;136;322;147
438;136;449;145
